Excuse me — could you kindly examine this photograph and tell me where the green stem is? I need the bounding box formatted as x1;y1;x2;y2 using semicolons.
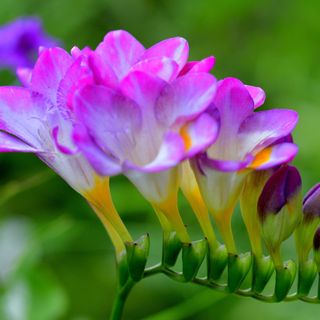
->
110;280;135;320
142;263;320;304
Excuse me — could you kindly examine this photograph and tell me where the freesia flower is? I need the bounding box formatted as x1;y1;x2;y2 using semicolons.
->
0;44;132;254
73;30;219;242
0;17;57;71
192;78;298;252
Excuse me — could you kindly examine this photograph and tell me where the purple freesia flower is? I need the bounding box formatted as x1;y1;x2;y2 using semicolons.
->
191;78;298;251
0;29;219;244
0;17;58;71
0;40;135;246
72;30;219;242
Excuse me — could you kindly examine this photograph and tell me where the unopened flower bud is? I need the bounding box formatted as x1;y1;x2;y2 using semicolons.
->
313;227;320;270
303;184;320;217
258;166;302;264
295;184;320;262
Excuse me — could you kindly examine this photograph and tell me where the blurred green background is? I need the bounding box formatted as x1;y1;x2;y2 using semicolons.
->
0;0;320;319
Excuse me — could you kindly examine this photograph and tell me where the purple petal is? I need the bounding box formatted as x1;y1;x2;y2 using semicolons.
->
214;78;254;135
31;47;73;103
0;87;45;148
95;30;145;80
198;153;253;172
258;165;302;219
74;84;141;159
120;70;166;111
129;57;179;82
155;73;217;127
88;52;118;88
123;131;185;173
0;131;39;152
72;124;121;176
52;126;77;155
181;113;219;157
245;85;266;109
238;109;299;154
142;37;189;72
304;183;320;206
179;56;215;76
57;56;93;119
303;183;320;219
249;143;298;170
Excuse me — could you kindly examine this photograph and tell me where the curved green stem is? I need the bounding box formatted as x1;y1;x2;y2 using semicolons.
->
110;280;135;320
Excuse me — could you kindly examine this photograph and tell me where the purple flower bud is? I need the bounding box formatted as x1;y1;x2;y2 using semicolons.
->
313;228;320;252
303;184;320;221
258;165;302;221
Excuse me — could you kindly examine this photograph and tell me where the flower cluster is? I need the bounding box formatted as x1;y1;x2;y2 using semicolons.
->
1;29;320;303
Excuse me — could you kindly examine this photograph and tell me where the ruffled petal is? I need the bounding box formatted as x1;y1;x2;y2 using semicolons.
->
72;124;122;176
179;56;215;76
88;52;118;88
142;37;188;72
74;84;141;161
31;47;73;103
214;78;254;135
155;73;217;127
181;113;219;157
249;143;298;170
238;109;299;155
129;57;179;82
245;85;266;109
197;153;253;172
57;56;93;119
95;30;145;80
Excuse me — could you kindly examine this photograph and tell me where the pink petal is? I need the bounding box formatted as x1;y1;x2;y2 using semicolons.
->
31;47;73;103
249;143;298;170
88;52;118;88
179;56;215;76
130;57;179;82
52;126;78;155
95;30;145;80
74;84;141;160
72;124;122;176
0;87;45;148
214;78;254;135
57;56;93;119
181;113;219;157
245;85;266;109
238;109;299;154
120;70;166;112
143;37;189;72
155;73;217;127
